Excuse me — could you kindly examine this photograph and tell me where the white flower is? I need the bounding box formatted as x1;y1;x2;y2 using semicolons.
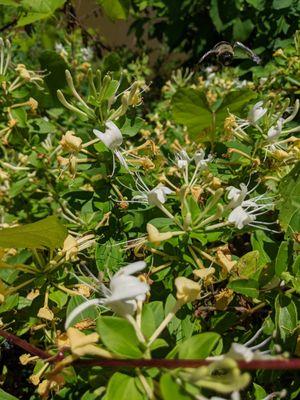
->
267;118;284;141
55;42;67;57
226;184;248;209
228;206;256;229
193;149;212;168
93;121;123;150
175;150;191;169
81;47;93;61
247;101;267;125
132;182;173;208
93;121;128;173
209;326;275;363
65;261;149;329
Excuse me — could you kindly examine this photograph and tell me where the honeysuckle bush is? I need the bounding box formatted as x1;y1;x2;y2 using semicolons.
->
0;32;299;400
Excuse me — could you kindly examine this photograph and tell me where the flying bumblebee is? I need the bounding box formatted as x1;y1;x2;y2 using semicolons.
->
199;41;261;66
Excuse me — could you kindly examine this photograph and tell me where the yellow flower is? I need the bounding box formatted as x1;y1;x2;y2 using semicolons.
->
60;130;82;152
67;327;112;358
147;224;173;244
62;235;78;261
37;306;54;321
175;277;201;304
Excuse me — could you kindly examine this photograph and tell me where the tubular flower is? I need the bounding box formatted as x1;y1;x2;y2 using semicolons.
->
175;277;201;304
93;121;128;174
247;101;267;125
65;261;149;328
132;175;173;207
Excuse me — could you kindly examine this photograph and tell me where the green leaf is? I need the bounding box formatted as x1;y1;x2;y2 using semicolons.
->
215;89;255;127
97;0;130;20
273;0;293;9
141;301;165;338
232;18;254;42
0;216;67;250
96;316;143;358
232;251;260;279
17;0;66;26
292;255;300;275
160;373;191;400
227;279;259;298
0;294;19;313
104;372;149;400
95;239;124;271
172;88;255;142
251;230;272;266
275;294;298;340
172;88;212;140
0;0;20;5
66;296;98;326
49;288;68;308
253;383;267;399
39;50;68;97
275;241;291;276
278;162;300;229
0;389;19;400
246;0;265;10
177;332;222;359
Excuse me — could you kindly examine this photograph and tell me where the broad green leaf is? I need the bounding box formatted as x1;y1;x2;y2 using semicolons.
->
275;294;298;340
0;216;67;250
278;162;300;229
97;0;130;20
49;288;68;308
141;301;164;338
39;50;68;98
172;88;212;140
292;255;300;275
251;230;273;266
215;89;255;127
95;239;124;271
246;0;265;10
0;389;19;400
227;279;259;298
96;316;143;358
160;373;191;400
0;294;19;313
232;250;260;279
0;0;19;5
232;18;254;41
66;296;98;326
275;241;292;276
104;372;149;400
172;88;255;142
17;0;66;26
273;0;293;9
177;332;221;359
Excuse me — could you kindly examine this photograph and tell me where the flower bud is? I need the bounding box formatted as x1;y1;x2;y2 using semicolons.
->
147;224;173;244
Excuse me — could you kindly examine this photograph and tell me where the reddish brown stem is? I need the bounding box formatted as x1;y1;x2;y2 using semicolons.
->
1;329;300;370
77;358;300;370
0;329;50;360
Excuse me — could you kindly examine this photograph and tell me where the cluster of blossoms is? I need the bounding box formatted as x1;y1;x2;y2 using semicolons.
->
226;182;274;230
230;99;300;161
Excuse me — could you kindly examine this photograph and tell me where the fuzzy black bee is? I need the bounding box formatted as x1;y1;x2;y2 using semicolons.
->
199;41;261;66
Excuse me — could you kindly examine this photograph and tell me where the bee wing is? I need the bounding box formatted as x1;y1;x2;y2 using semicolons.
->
233;41;261;64
198;49;217;64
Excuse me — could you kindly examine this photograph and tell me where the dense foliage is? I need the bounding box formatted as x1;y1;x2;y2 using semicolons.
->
0;1;299;400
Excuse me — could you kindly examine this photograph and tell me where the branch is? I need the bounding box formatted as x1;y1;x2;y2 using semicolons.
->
1;329;300;370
